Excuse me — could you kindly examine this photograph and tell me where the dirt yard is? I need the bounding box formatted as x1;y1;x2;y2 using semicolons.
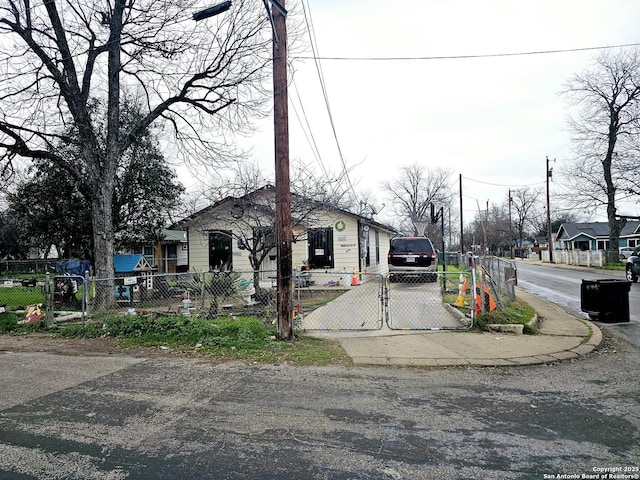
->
0;334;166;358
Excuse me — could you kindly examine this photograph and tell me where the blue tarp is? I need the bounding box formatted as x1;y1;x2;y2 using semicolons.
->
55;259;91;284
56;259;90;276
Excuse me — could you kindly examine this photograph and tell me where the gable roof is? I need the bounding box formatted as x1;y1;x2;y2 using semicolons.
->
162;229;187;243
113;254;153;273
621;220;640;237
556;222;610;241
173;185;395;233
557;220;640;241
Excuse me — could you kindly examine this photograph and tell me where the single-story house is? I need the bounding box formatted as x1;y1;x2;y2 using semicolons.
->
120;228;188;273
173;186;395;279
620;221;640;250
556;221;640;251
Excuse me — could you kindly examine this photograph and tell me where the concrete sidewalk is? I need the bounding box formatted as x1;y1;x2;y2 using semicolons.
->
312;288;602;367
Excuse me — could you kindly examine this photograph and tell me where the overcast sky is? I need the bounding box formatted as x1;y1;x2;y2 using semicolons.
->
197;0;640;225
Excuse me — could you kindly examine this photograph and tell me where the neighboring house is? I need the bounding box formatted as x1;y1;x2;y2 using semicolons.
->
121;228;188;273
620;221;640;250
174;186;395;278
556;222;611;251
556;221;640;251
514;236;537;256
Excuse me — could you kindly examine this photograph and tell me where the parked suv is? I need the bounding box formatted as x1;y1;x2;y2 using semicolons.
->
387;236;438;282
626;253;640;283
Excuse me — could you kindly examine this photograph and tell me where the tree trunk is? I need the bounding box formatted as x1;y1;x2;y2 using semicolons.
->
89;0;123;309
91;180;116;309
604;110;621;265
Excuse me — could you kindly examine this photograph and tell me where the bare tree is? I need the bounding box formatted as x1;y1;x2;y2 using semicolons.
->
561;48;640;262
469;202;510;256
510;187;543;252
0;0;272;305
381;164;453;237
180;160;361;299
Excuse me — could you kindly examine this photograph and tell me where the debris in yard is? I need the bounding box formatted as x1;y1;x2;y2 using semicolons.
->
19;304;45;324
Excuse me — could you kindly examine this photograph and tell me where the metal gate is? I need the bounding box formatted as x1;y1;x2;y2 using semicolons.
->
298;272;385;331
385;271;472;330
47;272;89;325
298;270;473;331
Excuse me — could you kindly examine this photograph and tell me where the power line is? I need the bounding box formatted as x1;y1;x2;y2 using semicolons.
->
291;42;640;62
300;0;358;202
289;75;325;172
462;175;545;188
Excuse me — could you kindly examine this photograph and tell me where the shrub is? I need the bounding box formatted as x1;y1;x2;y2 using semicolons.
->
58;314;275;350
0;311;48;333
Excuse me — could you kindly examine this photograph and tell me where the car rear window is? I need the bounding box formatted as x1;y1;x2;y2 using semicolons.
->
390;238;433;253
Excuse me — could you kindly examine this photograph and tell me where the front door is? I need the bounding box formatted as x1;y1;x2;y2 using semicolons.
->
307;228;334;268
209;230;232;270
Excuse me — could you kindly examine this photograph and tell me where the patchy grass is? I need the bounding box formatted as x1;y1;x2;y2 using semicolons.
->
0;286;46;308
295;289;346;311
475;298;537;334
442;290;537;334
597;263;625;271
55;314;353;366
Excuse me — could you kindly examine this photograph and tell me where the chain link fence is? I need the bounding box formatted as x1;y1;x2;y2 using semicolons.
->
296;271;383;331
474;255;517;305
89;270;277;320
385;271;473;330
0;259;58;275
3;261;518;332
0;273;88;326
0;278;46;310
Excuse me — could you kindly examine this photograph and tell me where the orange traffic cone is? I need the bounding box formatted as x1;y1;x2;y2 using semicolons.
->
454;279;468;307
351;269;359;286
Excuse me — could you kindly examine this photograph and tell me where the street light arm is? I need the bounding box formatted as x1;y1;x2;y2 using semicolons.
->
193;1;232;21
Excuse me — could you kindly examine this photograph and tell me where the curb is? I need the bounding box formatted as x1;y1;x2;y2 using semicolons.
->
569;318;603;356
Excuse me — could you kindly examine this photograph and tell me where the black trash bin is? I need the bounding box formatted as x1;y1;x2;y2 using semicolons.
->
580;279;631;322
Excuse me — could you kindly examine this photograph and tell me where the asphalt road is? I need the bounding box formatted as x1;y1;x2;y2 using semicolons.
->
515;260;640;347
1;336;639;479
1;261;639;479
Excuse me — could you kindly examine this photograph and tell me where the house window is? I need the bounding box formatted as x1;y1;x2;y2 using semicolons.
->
363;228;370;267
307;228;334;269
209;230;232;270
630;239;638;248
597;240;609;250
375;230;380;264
132;246;154;265
573;241;590;251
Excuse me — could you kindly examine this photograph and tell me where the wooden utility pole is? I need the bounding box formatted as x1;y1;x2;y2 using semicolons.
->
508;189;513;259
194;0;292;339
546;157;553;263
272;0;293;340
459;174;464;254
